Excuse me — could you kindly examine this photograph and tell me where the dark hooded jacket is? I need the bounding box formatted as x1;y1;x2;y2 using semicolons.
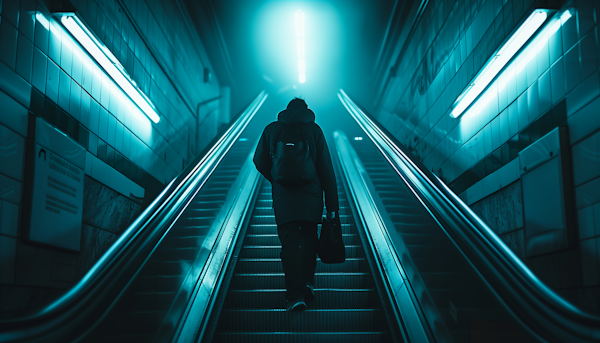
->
253;107;339;225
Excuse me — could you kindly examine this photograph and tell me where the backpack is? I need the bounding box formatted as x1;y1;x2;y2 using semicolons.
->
270;123;316;187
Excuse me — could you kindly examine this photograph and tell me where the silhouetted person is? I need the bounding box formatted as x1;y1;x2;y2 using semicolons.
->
253;97;339;311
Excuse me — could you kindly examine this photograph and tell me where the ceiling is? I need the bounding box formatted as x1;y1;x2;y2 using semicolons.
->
185;0;399;115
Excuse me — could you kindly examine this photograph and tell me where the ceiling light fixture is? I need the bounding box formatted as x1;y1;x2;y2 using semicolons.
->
296;10;306;84
57;13;160;123
451;10;551;119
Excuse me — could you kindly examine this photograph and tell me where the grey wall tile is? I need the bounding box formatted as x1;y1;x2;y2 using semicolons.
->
551;57;566;102
565;43;582;93
0;124;24;181
566;72;600;117
579;205;596;240
45;59;59;103
581;237;600;286
15;34;32;83
0;20;18;69
31;46;46;93
0;89;28;136
572;131;600;186
595;202;600;237
70;80;81;121
576;176;600;209
18;0;35;42
33;9;49;55
0;52;31;108
568;95;600;145
0;235;16;283
98;107;108;141
580;31;598;80
0;170;20;204
58;69;70;111
0;200;18;236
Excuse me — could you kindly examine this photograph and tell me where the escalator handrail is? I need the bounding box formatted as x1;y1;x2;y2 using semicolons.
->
0;92;268;342
338;89;600;342
334;130;434;343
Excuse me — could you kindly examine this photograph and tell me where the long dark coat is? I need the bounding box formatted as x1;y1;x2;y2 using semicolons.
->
253;107;339;225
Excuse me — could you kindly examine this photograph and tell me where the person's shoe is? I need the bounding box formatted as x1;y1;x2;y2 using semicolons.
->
286;298;307;311
305;283;315;302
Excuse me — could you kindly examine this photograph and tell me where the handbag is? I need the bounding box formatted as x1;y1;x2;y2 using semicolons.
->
318;216;346;264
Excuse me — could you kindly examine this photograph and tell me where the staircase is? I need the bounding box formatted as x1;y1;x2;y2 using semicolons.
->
212;179;393;342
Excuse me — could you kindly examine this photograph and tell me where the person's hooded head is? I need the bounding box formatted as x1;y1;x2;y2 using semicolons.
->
278;97;315;123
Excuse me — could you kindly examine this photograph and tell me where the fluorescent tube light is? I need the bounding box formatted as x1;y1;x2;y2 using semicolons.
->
451;10;549;119
58;14;160;123
296;10;306;84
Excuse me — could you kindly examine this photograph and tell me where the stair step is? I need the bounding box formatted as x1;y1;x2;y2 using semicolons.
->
216;308;387;332
235;258;368;273
213;331;390;343
224;288;381;309
239;245;364;258
243;233;361;246
229;273;373;289
247;224;356;235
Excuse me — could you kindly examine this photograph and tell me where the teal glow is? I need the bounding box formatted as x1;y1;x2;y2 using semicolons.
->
59;14;160;124
451;10;549;118
35;13;49;30
296;10;306;83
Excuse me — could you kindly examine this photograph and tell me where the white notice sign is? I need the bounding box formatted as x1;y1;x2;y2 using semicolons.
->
30;144;84;251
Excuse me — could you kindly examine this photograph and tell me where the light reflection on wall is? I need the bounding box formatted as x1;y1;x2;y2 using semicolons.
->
453;10;572;179
34;12;153;144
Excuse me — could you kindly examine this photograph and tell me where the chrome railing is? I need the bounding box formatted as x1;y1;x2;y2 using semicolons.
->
338;89;600;342
0;92;268;343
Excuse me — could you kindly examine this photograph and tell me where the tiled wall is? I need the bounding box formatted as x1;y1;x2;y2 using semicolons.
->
375;0;600;313
0;0;223;316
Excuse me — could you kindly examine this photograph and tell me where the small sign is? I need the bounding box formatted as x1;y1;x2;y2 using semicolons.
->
29;144;84;251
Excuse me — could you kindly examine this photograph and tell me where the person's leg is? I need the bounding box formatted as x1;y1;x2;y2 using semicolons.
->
298;220;318;299
277;221;305;303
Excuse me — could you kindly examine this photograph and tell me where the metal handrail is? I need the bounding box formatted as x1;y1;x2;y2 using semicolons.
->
334;130;433;343
338;89;600;342
0;91;268;343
